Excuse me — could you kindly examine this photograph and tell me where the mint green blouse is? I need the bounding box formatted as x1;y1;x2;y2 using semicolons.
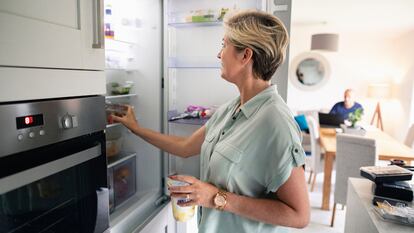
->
198;85;305;233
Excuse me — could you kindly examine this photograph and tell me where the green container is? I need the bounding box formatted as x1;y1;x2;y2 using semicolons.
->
192;14;214;23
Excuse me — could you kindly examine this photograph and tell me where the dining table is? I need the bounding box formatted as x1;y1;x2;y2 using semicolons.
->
318;127;414;210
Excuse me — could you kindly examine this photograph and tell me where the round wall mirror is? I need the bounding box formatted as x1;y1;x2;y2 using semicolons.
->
290;52;331;91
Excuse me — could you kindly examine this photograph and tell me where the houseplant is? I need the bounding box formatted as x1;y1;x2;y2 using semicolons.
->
348;108;363;128
341;108;365;135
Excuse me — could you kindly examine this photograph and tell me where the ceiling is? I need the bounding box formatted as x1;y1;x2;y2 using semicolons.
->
291;0;414;36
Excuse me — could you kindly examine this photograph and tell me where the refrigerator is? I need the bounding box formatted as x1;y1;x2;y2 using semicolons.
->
103;0;291;232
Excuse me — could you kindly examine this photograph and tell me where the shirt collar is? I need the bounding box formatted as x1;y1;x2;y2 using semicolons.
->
234;85;277;119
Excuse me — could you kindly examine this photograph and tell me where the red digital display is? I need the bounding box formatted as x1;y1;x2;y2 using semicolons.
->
16;114;43;129
25;116;34;125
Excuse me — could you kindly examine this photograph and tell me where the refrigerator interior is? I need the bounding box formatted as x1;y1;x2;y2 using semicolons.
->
104;0;165;232
164;0;266;177
164;1;266;231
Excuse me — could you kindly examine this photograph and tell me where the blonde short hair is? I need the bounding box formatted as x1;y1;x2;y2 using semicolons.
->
224;10;289;81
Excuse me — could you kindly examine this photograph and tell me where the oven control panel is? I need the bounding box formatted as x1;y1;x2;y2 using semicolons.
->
15;114;80;142
0;96;106;157
15;114;46;141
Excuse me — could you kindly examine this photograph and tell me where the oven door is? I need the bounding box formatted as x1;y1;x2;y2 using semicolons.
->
0;131;109;233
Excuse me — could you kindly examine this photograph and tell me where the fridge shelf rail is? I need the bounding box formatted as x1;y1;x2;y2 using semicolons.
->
105;93;137;100
107;151;137;168
105;38;137;47
168;21;223;28
106;123;122;129
105;68;139;72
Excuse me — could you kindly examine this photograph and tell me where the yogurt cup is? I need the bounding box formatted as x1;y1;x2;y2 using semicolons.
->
166;177;196;222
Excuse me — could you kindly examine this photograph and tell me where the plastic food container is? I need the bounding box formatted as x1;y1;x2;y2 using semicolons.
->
113;157;136;207
106;138;123;157
166;177;196;222
110;81;134;95
105;102;128;124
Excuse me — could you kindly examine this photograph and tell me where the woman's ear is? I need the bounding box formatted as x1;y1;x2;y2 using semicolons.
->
242;48;253;64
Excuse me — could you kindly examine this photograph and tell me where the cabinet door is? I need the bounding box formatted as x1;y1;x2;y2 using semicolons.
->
0;0;104;70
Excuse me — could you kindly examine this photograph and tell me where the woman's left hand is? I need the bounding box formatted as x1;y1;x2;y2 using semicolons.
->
168;175;218;208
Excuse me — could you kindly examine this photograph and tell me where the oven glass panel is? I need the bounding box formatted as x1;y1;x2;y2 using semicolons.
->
0;132;108;233
0;159;100;233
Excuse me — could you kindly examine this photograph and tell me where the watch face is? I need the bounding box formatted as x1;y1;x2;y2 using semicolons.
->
215;195;226;206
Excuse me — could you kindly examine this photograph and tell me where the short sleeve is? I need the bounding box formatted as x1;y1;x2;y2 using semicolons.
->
265;142;305;193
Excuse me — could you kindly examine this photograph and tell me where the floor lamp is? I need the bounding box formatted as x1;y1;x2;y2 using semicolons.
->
368;83;391;131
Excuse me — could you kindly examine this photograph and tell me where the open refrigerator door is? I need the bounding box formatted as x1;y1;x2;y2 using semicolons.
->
103;0;167;232
102;0;291;232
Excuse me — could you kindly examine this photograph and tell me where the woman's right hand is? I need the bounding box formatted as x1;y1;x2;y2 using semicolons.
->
111;105;140;133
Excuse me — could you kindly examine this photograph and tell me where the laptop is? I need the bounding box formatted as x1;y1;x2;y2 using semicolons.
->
318;112;345;127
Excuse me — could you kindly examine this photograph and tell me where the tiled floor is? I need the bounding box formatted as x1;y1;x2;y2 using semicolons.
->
291;171;346;233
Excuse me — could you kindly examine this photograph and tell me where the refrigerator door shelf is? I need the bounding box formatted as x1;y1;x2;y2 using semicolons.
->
168;110;209;126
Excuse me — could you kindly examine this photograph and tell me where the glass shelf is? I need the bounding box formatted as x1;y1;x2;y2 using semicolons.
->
106;123;122;128
168;21;222;28
105;94;137;100
105;38;137;46
168;110;209;126
107;151;137;169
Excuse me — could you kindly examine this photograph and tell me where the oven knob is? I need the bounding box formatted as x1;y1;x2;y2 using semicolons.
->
29;132;35;138
17;134;24;141
39;130;45;136
62;115;73;129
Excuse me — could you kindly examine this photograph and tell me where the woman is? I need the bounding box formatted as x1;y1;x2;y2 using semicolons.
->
113;10;310;233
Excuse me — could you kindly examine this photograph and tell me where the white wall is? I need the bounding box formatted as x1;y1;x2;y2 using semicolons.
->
287;24;413;141
393;30;414;141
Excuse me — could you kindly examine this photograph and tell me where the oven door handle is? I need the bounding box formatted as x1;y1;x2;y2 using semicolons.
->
0;145;101;195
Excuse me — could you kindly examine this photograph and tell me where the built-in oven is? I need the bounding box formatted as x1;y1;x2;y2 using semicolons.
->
0;96;109;233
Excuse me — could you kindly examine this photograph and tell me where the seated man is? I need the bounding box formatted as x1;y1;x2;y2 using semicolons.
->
329;89;363;120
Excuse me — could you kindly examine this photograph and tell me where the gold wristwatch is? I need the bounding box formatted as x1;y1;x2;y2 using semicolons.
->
213;189;227;211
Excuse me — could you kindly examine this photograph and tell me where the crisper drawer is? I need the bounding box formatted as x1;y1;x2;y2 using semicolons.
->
107;155;136;212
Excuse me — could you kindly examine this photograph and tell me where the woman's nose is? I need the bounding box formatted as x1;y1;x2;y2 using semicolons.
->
217;50;221;59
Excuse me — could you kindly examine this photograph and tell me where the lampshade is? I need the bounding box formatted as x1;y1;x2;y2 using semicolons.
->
311;33;339;52
367;83;391;99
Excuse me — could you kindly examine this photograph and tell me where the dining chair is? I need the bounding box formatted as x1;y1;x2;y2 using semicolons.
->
305;116;324;192
404;124;414;148
331;134;377;227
